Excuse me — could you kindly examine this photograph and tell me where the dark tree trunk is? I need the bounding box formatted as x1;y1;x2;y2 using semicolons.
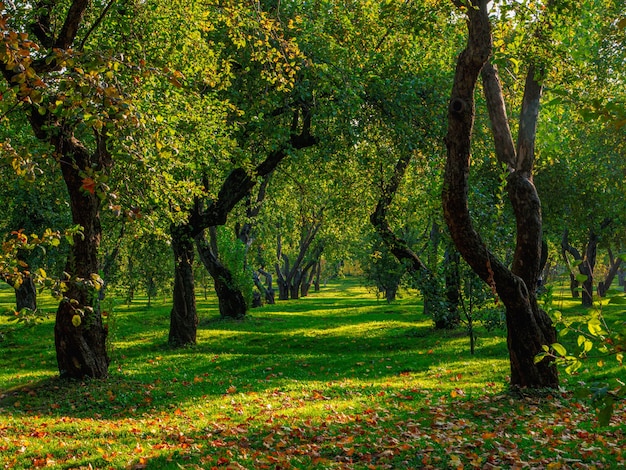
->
258;268;276;304
275;252;290;301
275;220;323;301
290;269;302;300
15;274;37;312
443;0;557;388
598;255;621;297
164;105;317;331
385;285;398;303
196;230;247;320
55;158;109;379
300;263;317;297
314;260;321;292
580;232;598;307
561;229;581;298
168;223;198;347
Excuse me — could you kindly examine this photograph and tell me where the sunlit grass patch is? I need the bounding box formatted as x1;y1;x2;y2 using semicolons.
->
0;277;624;469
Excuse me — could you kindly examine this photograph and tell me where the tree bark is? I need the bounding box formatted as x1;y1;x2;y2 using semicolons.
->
168;223;198;347
15;274;37;312
581;231;599;307
275;216;323;300
166;107;317;341
443;0;558;388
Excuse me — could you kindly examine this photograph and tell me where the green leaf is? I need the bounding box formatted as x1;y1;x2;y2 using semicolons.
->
551;342;567;356
588;317;604;336
575;273;588;283
534;352;547;364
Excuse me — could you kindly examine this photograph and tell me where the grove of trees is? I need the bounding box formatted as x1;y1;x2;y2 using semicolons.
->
1;0;624;390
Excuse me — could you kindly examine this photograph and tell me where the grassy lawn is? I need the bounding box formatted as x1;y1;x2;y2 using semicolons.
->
0;278;624;469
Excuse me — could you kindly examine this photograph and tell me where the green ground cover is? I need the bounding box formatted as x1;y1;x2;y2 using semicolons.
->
0;278;624;469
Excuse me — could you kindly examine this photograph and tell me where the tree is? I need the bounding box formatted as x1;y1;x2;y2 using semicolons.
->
0;0;140;378
443;0;559;388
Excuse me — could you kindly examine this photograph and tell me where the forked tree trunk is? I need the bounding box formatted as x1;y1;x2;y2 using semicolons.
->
168;223;198;347
597;245;622;297
443;0;557;388
258;268;276;304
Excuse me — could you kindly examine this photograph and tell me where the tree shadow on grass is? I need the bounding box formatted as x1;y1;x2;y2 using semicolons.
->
0;322;509;422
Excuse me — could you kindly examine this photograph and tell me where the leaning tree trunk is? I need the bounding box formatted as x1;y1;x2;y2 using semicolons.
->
443;0;557;388
370;152;457;328
168;223;198;347
598;253;622;297
55;157;109;379
196;230;247;320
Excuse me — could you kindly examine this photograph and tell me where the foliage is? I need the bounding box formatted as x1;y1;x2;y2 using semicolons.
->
216;226;254;309
361;235;407;303
458;260;506;354
535;285;625;425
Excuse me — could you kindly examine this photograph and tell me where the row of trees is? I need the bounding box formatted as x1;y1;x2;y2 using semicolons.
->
1;1;624;388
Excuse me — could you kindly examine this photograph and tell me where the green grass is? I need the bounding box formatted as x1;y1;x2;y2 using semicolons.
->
0;278;624;469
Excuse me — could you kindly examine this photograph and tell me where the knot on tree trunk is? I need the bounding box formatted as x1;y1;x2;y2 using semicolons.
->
449;97;468;115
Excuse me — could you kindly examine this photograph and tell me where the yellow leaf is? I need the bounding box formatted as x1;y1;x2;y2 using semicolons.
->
71;315;81;327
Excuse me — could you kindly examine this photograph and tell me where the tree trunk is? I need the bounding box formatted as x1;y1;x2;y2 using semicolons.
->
290;269;302;299
561;229;581;298
0;0;110;379
258;268;276;304
598;246;622;297
314;260;321;292
168;223;198;347
196;230;247;320
55;159;109;379
15;274;37;312
300;263;317;297
443;0;557;388
369;153;455;328
580;232;598;307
